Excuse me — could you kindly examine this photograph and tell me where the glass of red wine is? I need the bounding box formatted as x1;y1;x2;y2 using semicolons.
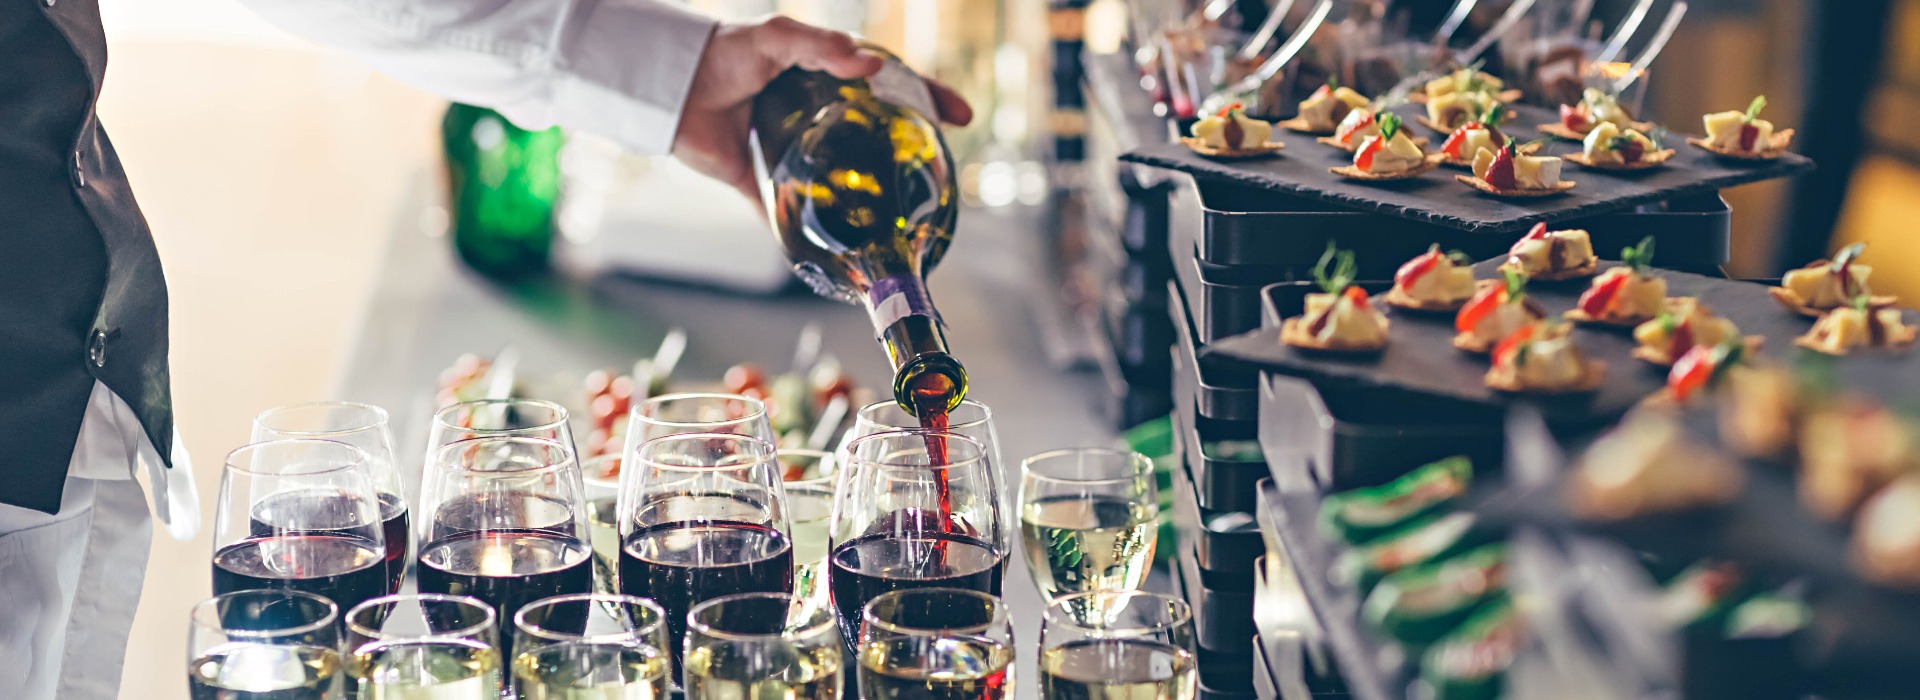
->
623;393;776;454
253;401;410;595
839;399;1000;468
416;436;594;658
212;439;389;627
187;589;341;699
829;430;1008;652
428;398;577;461
857;587;1015;700
616;432;795;679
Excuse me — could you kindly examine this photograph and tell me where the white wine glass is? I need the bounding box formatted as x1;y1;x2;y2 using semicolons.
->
511;593;670;699
187;589;341;699
777;448;837;611
345;593;501;697
1018;448;1159;601
857;588;1015;700
684;592;842;700
1040;590;1197;700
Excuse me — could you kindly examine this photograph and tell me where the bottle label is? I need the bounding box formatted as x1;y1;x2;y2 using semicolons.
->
869;60;939;121
867;274;937;337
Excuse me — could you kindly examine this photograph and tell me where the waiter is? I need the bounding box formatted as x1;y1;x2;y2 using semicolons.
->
0;2;970;698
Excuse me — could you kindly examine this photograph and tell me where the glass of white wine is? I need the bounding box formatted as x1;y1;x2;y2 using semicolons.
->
187;589;341;700
857;588;1014;700
1018;448;1158;601
345;593;501;697
1040;590;1197;700
581;453;623;594
511;593;670;699
777;448;837;612
684;592;842;700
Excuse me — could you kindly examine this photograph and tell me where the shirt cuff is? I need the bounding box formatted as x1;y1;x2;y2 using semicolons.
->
550;0;716;155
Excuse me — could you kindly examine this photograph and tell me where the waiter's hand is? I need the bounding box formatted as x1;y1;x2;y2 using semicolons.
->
673;16;973;200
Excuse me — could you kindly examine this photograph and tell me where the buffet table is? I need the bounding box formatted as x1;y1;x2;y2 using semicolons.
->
331;183;1114;699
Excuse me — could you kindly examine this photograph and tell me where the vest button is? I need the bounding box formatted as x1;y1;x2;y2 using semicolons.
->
44;0;55;6
73;151;87;188
88;329;108;369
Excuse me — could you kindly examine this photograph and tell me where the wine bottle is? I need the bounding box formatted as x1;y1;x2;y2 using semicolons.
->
749;47;968;416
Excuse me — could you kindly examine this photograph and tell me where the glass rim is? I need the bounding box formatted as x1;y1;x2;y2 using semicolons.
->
776;448;836;487
581;453;621;488
1021;447;1154;486
862;587;1007;637
846;430;988;473
191;589;338;639
253;401;389;438
345;593;496;641
629;432;777;473
224;438;370;477
687;592;837;643
630;392;768;428
855;398;993;432
514;593;666;645
431;398;571;435
434;435;576;475
1042;590;1193;637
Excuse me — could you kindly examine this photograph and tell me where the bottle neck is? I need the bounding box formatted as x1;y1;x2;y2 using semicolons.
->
866;275;967;415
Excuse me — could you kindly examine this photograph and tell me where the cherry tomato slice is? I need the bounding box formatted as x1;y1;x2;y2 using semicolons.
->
1457;285;1504;333
1577;273;1629;317
1355;136;1383;170
1397;249;1442;290
1493;325;1536;367
1668;345;1716;401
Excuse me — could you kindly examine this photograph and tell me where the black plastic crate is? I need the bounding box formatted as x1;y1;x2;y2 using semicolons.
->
1104;290;1173;373
1173;399;1266;513
1171;277;1258;423
1173;455;1263;578
1257;372;1504;492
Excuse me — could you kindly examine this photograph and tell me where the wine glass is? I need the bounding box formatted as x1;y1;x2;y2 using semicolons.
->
253;401;410;595
778;448;837;611
187;589;341;699
857;588;1015;700
1039;590;1197;700
829;430;1008;651
617;432;795;676
212;439;389;622
416;436;594;657
839;399;1000;467
1018;448;1159;601
511;593;671;698
581;453;624;594
428;398;577;459
345;593;502;696
621;393;776;460
684;592;842;700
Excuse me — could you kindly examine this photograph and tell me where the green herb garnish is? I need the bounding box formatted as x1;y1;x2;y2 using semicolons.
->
1378;112;1403;141
1314;243;1359;294
1744;95;1768;122
1501;267;1529;302
1621;236;1656;272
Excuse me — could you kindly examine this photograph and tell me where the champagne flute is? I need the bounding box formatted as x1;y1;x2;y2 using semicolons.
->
429;398;578;459
617;432;795;677
778;448;837;611
1018;448;1159;601
416;436;594;657
857;588;1014;700
829;430;1008;651
684;592;842;700
345;593;502;697
188;589;341;700
254;401;410;595
1039;590;1197;700
511;594;670;699
213;439;388;623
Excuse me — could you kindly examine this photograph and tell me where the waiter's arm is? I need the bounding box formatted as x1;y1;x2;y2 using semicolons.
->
239;0;971;195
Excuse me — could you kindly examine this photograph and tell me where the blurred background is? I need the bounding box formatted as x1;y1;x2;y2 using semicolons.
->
97;0;1919;697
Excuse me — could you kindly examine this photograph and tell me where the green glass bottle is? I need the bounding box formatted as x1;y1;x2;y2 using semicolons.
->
441;103;564;277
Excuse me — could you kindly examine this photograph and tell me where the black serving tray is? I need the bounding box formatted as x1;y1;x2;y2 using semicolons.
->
1196;649;1258;700
1124;103;1810;237
1177;541;1258;656
1172;276;1259;422
1258;369;1504;492
1173;454;1265;578
1254;482;1352;699
1104;288;1173;373
1211;259;1920;428
1174;397;1267;513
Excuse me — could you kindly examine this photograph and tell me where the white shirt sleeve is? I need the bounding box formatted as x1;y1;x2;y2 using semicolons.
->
239;0;718;155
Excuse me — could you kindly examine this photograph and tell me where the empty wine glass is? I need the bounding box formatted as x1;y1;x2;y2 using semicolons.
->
416;436;594;657
1040;590;1197;700
253;401;410;595
187;589;341;699
617;432;794;676
428;398;577;462
684;592;842;700
857;588;1015;700
1019;448;1159;601
212;439;389;623
511;593;671;699
830;430;1008;651
345;593;502;697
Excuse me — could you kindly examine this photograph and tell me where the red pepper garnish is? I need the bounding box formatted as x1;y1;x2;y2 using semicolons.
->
1738;123;1759;152
1335;110;1374;144
1667;345;1716;401
1559;103;1591;132
1492;325;1536;367
1343;285;1371;309
1670;318;1696;358
1216;101;1245;119
1456;285;1504;333
1397;247;1443;290
1311;84;1331;101
1355;135;1383;171
1520;222;1549;243
1577;272;1629;317
1485;145;1518;190
1441;129;1469;158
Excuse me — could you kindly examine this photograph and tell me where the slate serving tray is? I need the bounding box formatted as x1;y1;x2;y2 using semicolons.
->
1204;259;1920;429
1121;103;1815;235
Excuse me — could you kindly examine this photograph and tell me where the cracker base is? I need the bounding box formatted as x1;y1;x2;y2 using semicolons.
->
1181;136;1285;159
1456;175;1577;197
1281;316;1390;354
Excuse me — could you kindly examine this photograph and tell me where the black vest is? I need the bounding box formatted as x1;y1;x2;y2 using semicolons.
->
2;0;173;514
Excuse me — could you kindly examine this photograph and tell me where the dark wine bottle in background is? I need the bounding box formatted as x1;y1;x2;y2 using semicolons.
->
749;47;969;418
441;103;562;279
